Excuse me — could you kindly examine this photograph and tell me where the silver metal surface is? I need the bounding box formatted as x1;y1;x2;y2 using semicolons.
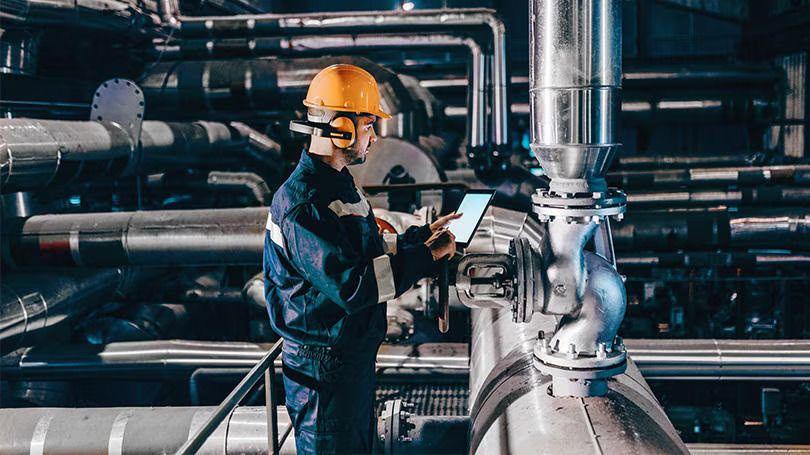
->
529;0;621;193
2;340;470;379
90;78;145;143
4;338;809;381
3;207;267;267
0;269;126;354
0;118;257;193
463;205;686;454
0;406;296;454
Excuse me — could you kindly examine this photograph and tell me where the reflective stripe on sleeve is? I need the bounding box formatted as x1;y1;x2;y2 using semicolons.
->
382;233;398;255
372;254;396;302
266;213;286;249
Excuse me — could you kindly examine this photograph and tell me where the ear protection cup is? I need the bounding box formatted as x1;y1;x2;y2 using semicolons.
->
329;116;356;149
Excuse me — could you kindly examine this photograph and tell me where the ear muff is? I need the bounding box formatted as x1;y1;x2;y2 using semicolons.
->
329;116;356;149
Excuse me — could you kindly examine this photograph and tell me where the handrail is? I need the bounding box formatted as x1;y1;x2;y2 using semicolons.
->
175;338;286;455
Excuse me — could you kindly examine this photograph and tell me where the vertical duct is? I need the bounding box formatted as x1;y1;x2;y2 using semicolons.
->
530;0;622;193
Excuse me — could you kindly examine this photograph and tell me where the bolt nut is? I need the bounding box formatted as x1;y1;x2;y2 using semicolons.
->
567;343;577;359
553;283;567;296
537;330;545;340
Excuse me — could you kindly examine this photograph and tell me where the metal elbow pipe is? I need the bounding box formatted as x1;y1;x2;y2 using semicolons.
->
551;251;626;354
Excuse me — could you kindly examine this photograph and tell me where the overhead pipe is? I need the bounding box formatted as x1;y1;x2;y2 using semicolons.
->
420;64;780;90
617;251;810;268
0;340;470;379
5;338;810;382
608;164;810;188
0;0;160;33
445;95;776;124
612;209;810;251
2;207;266;268
0;268;134;354
614;152;767;170
0;118;284;193
169;8;509;151
627;187;810;208
5;206;806;269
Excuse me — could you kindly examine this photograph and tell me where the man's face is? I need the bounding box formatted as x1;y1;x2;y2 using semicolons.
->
344;115;378;166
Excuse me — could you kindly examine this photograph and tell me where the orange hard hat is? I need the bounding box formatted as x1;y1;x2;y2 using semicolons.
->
303;64;392;120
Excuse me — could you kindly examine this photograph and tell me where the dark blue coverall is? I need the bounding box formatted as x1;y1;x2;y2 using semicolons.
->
263;151;436;454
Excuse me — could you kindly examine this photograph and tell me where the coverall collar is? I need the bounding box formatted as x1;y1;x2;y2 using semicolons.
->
299;150;355;187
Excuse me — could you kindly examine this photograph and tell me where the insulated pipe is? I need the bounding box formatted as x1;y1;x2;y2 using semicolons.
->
0;268;129;355
6;207;806;269
627;187;810;208
615;152;766;170
0;340;471;379
0;406;296;454
0;0;160;33
4;339;810;382
0;118;254;193
173;8;509;148
2;207;266;267
155;34;486;149
611;209;810;251
608;164;810;188
617;251;810;268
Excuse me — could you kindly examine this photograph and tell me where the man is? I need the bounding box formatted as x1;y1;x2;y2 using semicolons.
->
263;63;459;454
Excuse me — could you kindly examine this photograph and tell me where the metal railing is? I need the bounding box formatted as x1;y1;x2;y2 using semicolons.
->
175;338;289;455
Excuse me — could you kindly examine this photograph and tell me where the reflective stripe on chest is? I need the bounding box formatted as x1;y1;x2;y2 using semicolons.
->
327;190;371;218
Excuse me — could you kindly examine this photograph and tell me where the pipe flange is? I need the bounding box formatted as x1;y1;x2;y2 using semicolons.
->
532;189;626;223
532;335;627;397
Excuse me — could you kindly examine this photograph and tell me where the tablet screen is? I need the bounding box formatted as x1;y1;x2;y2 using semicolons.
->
447;191;495;245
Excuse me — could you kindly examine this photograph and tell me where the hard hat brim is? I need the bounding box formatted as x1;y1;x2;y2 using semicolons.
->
303;101;392;120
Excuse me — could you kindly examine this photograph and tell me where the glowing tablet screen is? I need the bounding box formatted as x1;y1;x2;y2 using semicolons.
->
447;191;495;246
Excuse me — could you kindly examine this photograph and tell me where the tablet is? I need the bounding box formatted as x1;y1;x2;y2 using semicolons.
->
446;190;495;246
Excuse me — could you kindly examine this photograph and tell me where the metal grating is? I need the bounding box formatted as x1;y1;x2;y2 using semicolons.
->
376;383;469;416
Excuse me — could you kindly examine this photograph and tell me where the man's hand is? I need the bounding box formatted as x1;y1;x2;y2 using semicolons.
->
425;229;457;261
430;212;462;233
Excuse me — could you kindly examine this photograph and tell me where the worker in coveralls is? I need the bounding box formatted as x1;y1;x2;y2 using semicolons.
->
263;63;459;454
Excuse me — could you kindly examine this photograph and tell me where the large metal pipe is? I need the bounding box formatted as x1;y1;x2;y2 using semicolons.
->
0;340;470;379
608;164;810;188
421;64;780;90
0;0;159;33
2;207;266;268
446;96;777;124
627;187;810;208
5;338;810;382
612;209;810;251
0;118;263;193
617;251;810;268
173;8;509;148
0;268;131;354
7;206;805;269
0;406;296;454
614;152;766;170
